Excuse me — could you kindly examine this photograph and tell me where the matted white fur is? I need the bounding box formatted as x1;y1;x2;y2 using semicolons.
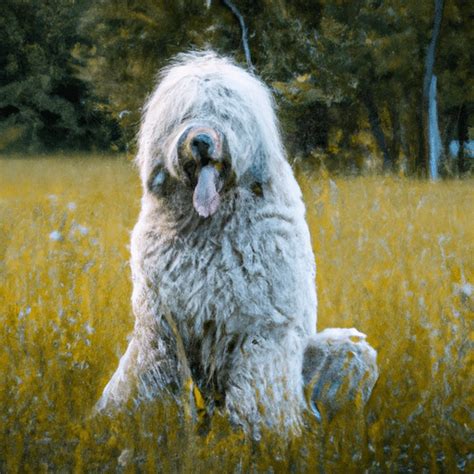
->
97;51;377;433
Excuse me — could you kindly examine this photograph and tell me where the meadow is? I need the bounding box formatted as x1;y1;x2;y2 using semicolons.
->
0;156;472;472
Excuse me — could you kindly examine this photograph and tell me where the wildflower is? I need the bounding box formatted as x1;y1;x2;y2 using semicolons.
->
49;230;63;241
77;224;89;236
84;322;95;335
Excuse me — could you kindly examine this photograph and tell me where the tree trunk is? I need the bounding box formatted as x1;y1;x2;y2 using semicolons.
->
428;75;442;180
388;100;401;171
419;0;444;177
457;103;469;174
221;0;254;72
361;90;393;172
442;111;457;176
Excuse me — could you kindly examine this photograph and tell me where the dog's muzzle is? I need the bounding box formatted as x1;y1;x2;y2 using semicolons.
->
178;126;227;218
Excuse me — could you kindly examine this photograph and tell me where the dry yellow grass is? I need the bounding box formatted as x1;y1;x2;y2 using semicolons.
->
0;156;472;472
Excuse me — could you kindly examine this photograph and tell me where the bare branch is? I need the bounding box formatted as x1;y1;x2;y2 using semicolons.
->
221;0;254;72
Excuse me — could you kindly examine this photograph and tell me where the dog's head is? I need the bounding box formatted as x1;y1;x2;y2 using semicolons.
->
136;51;286;218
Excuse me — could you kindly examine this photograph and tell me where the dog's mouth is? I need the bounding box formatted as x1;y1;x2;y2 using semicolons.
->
178;126;230;218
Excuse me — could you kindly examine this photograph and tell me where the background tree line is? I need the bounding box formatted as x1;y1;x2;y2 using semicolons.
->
0;0;472;176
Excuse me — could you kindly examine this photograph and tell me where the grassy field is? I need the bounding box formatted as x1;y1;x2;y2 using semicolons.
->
0;156;472;472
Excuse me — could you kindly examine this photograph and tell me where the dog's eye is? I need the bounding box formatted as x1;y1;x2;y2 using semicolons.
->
148;169;167;194
153;170;166;187
183;160;197;182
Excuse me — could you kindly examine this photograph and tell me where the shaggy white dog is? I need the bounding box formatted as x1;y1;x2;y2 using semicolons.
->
97;52;378;432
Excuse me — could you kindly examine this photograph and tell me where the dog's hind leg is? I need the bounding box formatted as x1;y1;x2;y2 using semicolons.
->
302;328;378;421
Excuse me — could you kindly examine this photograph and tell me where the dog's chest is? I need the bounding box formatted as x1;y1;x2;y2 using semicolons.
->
133;194;316;345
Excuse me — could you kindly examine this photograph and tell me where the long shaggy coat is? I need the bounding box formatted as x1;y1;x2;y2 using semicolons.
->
97;52;376;432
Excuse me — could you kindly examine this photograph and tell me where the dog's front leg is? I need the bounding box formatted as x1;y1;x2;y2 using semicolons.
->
222;332;306;435
95;278;185;413
95;337;140;413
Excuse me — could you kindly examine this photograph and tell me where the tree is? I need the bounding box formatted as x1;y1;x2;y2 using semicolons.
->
437;0;473;176
80;1;239;148
276;1;405;171
2;0;470;172
418;0;445;178
0;0;118;152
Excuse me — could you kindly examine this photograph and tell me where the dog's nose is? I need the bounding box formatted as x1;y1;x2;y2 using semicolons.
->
191;133;214;163
179;126;222;164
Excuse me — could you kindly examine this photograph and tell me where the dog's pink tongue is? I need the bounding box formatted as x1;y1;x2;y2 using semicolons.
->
193;165;221;217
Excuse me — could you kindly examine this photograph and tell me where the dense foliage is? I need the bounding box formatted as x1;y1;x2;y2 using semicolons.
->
0;0;472;175
0;0;119;152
